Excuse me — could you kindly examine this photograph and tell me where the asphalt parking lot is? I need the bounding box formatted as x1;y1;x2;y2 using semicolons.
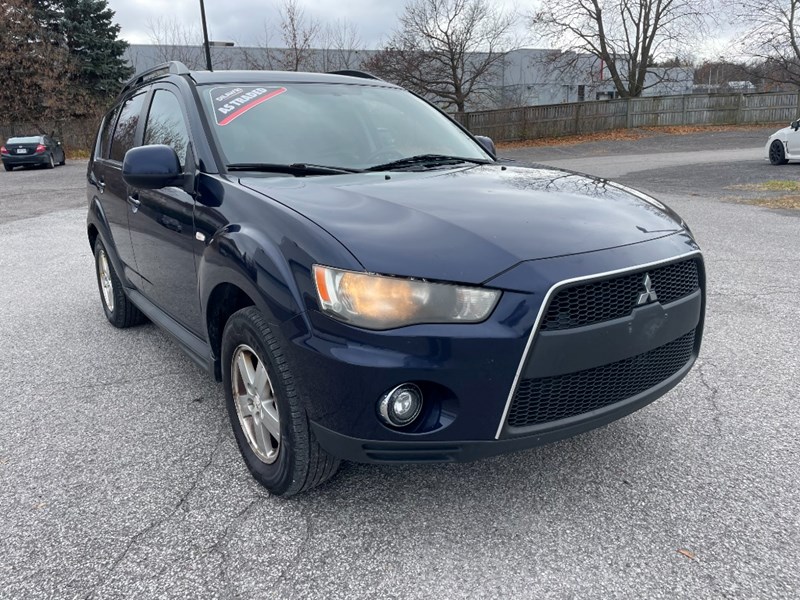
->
1;128;798;599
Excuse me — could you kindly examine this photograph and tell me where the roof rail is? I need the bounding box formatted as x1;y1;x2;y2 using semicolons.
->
120;61;190;96
327;70;382;81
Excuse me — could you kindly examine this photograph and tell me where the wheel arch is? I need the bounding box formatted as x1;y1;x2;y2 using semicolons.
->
199;225;315;381
205;282;258;380
86;198;128;281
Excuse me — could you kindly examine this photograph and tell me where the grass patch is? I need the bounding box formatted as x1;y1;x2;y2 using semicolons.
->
727;180;800;192
737;195;800;210
496;123;782;150
66;148;90;160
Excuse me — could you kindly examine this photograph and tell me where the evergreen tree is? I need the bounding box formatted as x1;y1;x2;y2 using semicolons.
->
27;0;132;105
60;0;133;102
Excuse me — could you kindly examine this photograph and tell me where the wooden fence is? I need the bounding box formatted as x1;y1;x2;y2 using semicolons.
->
454;91;800;142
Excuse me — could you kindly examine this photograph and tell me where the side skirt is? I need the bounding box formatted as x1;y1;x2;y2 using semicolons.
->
127;288;215;374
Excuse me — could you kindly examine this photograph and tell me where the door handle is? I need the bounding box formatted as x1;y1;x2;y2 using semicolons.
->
95;176;105;193
127;192;141;212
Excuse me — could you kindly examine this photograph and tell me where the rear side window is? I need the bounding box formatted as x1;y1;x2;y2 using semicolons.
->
97;107;120;159
143;90;190;167
110;92;146;162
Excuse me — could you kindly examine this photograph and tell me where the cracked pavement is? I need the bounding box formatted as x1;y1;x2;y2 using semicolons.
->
1;128;799;598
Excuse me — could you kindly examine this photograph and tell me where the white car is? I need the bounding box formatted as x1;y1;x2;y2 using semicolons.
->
765;120;800;164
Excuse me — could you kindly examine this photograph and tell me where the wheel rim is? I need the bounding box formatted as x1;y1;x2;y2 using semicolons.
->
770;142;783;163
231;344;281;464
49;155;54;168
97;248;115;312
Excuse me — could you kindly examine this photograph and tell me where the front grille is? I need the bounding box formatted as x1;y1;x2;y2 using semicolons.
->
541;259;700;331
506;329;696;429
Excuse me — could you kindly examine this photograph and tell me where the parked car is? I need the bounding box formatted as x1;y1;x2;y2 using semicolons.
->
1;134;66;171
765;120;800;164
87;62;706;496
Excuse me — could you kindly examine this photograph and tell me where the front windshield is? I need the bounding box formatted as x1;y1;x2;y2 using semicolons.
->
199;83;490;170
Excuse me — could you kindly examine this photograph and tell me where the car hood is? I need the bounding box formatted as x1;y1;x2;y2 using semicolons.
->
240;164;685;284
769;126;791;141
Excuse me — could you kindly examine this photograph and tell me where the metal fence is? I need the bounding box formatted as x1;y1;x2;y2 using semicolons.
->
454;91;800;142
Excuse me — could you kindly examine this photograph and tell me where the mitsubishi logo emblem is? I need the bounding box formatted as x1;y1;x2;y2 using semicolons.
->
637;273;658;305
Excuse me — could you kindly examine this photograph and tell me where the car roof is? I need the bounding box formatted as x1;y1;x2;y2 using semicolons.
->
118;62;400;105
187;70;397;87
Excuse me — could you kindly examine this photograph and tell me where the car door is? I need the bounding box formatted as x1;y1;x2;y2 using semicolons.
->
90;92;148;287
787;122;800;157
48;135;64;164
127;84;203;336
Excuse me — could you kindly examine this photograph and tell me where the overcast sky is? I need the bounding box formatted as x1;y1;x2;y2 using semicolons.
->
111;0;497;48
109;0;732;59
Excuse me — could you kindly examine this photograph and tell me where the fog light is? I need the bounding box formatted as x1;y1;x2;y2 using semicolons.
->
378;383;423;427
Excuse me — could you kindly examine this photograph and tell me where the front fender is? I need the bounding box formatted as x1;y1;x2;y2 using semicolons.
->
198;224;305;327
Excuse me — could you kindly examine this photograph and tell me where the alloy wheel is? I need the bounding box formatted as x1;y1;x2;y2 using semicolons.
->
231;344;281;464
97;248;115;312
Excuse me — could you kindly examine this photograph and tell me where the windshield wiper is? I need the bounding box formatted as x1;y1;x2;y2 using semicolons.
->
365;154;492;172
226;163;364;176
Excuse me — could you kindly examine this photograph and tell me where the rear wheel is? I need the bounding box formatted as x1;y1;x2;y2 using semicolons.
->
769;140;789;165
46;154;55;169
222;307;339;497
94;240;146;328
3;164;12;172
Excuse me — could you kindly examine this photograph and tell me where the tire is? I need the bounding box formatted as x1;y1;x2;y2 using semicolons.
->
3;164;12;172
59;156;66;166
46;153;55;169
769;140;789;165
93;240;147;328
222;307;340;497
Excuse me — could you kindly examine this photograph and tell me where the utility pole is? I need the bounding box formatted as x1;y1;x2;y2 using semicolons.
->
199;0;213;71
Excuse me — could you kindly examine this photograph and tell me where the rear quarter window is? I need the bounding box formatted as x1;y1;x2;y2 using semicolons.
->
96;107;120;160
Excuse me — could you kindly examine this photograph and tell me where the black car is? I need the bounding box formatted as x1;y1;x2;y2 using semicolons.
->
87;62;705;496
1;134;66;171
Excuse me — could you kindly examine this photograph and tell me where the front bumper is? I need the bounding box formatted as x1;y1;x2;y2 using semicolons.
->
280;232;704;463
312;355;695;463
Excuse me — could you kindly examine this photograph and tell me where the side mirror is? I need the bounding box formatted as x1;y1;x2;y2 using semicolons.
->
123;145;183;189
475;135;496;158
793;120;800;131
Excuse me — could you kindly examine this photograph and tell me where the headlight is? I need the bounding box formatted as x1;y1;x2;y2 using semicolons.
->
313;265;501;330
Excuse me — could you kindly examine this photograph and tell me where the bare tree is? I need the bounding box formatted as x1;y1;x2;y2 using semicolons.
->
0;0;79;123
278;0;320;71
319;19;365;71
532;0;712;98
732;0;800;86
364;0;517;112
242;23;278;70
146;17;206;69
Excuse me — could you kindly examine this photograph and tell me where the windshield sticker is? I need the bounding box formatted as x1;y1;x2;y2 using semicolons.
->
210;86;287;126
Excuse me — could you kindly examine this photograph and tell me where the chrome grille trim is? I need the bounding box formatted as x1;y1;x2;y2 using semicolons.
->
494;249;703;439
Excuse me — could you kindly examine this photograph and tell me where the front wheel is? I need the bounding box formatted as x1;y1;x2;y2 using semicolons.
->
222;307;339;496
769;140;789;165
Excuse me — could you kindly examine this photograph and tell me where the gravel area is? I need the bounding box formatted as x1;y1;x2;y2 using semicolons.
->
0;130;798;599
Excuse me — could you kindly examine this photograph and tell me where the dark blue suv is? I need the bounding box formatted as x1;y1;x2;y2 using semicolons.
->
87;62;705;496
